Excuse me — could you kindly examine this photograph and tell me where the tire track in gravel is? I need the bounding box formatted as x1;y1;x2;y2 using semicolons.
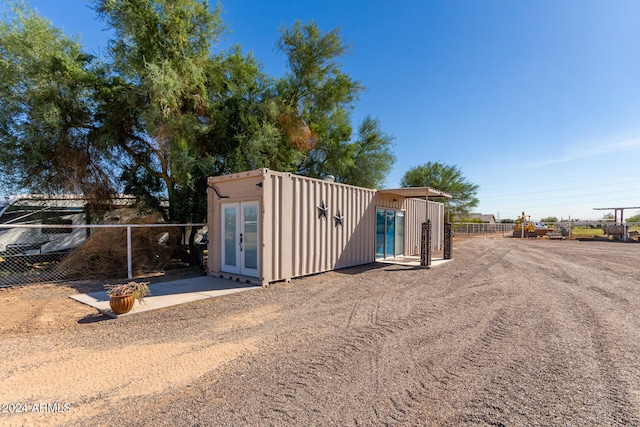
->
261;319;418;424
431;239;512;298
563;295;640;425
408;240;628;425
533;253;640;425
535;244;640;424
415;301;529;425
345;300;380;329
64;238;640;426
184;260;487;426
217;291;459;426
491;241;640;425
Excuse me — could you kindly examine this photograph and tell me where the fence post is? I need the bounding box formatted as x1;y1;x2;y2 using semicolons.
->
421;220;432;268
444;223;452;260
127;225;133;279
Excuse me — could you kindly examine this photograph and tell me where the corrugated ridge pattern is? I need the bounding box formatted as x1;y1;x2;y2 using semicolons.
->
290;176;376;278
405;198;445;254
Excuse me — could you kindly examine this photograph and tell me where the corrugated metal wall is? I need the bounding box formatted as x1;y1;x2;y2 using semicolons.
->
373;193;405;211
262;170;290;284
286;173;376;279
405;198;444;254
372;195;445;255
208;169;447;285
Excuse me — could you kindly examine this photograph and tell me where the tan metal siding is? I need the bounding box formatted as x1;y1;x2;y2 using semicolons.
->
374;193;405;210
262;170;292;283
289;175;376;279
344;184;377;269
372;195;444;255
206;183;216;274
261;172;274;284
405;198;445;254
207;169;446;285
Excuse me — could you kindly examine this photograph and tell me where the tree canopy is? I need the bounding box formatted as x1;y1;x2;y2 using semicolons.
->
400;161;479;220
0;2;109;201
540;216;558;223
0;0;395;223
276;20;394;186
627;212;640;222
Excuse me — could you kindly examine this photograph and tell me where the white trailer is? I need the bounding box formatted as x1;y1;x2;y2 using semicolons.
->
0;195;91;257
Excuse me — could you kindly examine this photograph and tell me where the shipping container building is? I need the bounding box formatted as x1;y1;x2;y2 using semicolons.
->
207;169;451;286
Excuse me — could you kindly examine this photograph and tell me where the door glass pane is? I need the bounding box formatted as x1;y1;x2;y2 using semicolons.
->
243;205;258;270
224;207;236;266
376;209;385;258
386;210;395;257
395;211;405;256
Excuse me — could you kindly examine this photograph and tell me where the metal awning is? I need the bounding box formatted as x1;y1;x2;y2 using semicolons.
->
593;206;640;223
377;187;452;199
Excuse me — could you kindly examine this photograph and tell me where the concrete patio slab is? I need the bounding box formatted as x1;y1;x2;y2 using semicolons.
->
70;276;260;318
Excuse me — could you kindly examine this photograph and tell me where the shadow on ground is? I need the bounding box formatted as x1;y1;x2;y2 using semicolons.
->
78;313;112;324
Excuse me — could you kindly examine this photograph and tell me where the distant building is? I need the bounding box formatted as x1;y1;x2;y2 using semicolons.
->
468;213;496;224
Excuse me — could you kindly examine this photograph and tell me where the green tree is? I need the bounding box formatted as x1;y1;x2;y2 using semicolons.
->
626;212;640;222
276;21;394;188
541;216;558;223
204;46;299;175
92;0;225;223
400;161;479;220
461;217;483;223
0;2;110;201
0;3;394;227
338;116;395;188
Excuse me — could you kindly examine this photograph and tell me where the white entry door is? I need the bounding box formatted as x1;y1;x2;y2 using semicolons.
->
221;201;259;277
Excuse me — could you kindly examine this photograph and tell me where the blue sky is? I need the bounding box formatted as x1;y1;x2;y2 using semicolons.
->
21;0;640;220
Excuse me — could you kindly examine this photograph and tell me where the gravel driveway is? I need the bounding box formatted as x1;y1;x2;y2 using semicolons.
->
2;237;640;426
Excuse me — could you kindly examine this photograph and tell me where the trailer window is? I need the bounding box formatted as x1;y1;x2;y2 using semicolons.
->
42;218;73;234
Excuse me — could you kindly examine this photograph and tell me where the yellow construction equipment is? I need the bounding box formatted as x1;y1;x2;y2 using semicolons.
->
513;212;549;238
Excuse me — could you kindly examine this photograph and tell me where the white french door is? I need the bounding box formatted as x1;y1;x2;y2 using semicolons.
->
221;201;259;277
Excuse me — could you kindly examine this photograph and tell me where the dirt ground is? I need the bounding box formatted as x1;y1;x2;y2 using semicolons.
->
1;237;640;426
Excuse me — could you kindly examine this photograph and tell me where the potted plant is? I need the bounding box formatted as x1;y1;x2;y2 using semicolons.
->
104;281;151;315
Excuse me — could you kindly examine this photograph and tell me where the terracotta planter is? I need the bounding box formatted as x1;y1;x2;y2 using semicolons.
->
109;293;136;315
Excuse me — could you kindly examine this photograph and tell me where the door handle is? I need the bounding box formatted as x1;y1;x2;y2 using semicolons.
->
239;233;243;252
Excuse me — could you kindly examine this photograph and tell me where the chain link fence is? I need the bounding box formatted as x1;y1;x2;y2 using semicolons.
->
453;221;640;240
560;220;640;240
0;223;207;288
453;222;515;238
